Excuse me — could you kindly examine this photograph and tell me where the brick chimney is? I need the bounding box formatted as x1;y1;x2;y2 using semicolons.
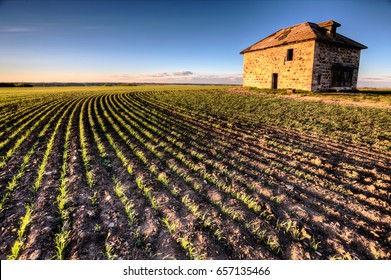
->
318;20;341;37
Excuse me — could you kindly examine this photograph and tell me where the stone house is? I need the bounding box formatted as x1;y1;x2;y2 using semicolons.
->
240;20;367;91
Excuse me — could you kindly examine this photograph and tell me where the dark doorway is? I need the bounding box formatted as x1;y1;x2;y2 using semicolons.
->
272;73;278;89
331;63;355;87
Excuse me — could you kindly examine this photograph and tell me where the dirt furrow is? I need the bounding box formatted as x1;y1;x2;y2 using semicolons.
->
98;94;230;259
91;95;188;259
1;88;390;260
0;100;74;259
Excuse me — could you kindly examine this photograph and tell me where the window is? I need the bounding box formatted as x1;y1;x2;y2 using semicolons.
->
287;49;293;61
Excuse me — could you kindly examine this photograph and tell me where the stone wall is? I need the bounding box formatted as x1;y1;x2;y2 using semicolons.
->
311;42;361;91
242;40;315;91
242;40;362;91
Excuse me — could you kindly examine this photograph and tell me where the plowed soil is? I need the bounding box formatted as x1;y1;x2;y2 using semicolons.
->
0;87;390;259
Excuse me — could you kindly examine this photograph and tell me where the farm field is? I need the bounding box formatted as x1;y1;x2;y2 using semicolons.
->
0;85;390;260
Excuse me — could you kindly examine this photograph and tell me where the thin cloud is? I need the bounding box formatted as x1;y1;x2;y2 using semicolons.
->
363;77;383;81
187;73;242;84
362;76;391;82
113;71;242;84
172;71;194;76
0;26;35;33
110;74;131;80
151;72;171;77
358;75;391;87
149;71;194;77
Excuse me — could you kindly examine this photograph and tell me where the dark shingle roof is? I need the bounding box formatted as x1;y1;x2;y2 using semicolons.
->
240;20;367;54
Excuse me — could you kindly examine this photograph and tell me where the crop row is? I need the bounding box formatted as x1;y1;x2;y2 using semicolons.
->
0;87;389;260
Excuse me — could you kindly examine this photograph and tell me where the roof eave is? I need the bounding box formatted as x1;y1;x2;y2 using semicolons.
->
240;38;316;54
240;47;251;54
240;36;367;54
316;37;368;49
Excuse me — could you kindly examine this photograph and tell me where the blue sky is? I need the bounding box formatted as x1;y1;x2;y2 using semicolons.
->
0;0;390;86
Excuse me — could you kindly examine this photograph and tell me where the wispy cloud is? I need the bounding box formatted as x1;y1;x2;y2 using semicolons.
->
0;26;35;33
361;76;391;82
362;77;383;81
173;71;194;76
111;71;242;84
150;71;194;77
151;72;171;78
358;75;391;87
110;74;132;80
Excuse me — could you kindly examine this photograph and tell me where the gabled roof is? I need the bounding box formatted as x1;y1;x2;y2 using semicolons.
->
240;20;367;54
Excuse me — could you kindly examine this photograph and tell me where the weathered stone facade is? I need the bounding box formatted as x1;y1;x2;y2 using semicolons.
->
243;41;315;90
241;20;367;91
312;42;361;91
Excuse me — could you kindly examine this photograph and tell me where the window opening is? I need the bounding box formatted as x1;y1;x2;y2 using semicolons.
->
287;49;293;61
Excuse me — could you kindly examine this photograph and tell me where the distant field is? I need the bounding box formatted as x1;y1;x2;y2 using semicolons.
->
0;86;390;260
